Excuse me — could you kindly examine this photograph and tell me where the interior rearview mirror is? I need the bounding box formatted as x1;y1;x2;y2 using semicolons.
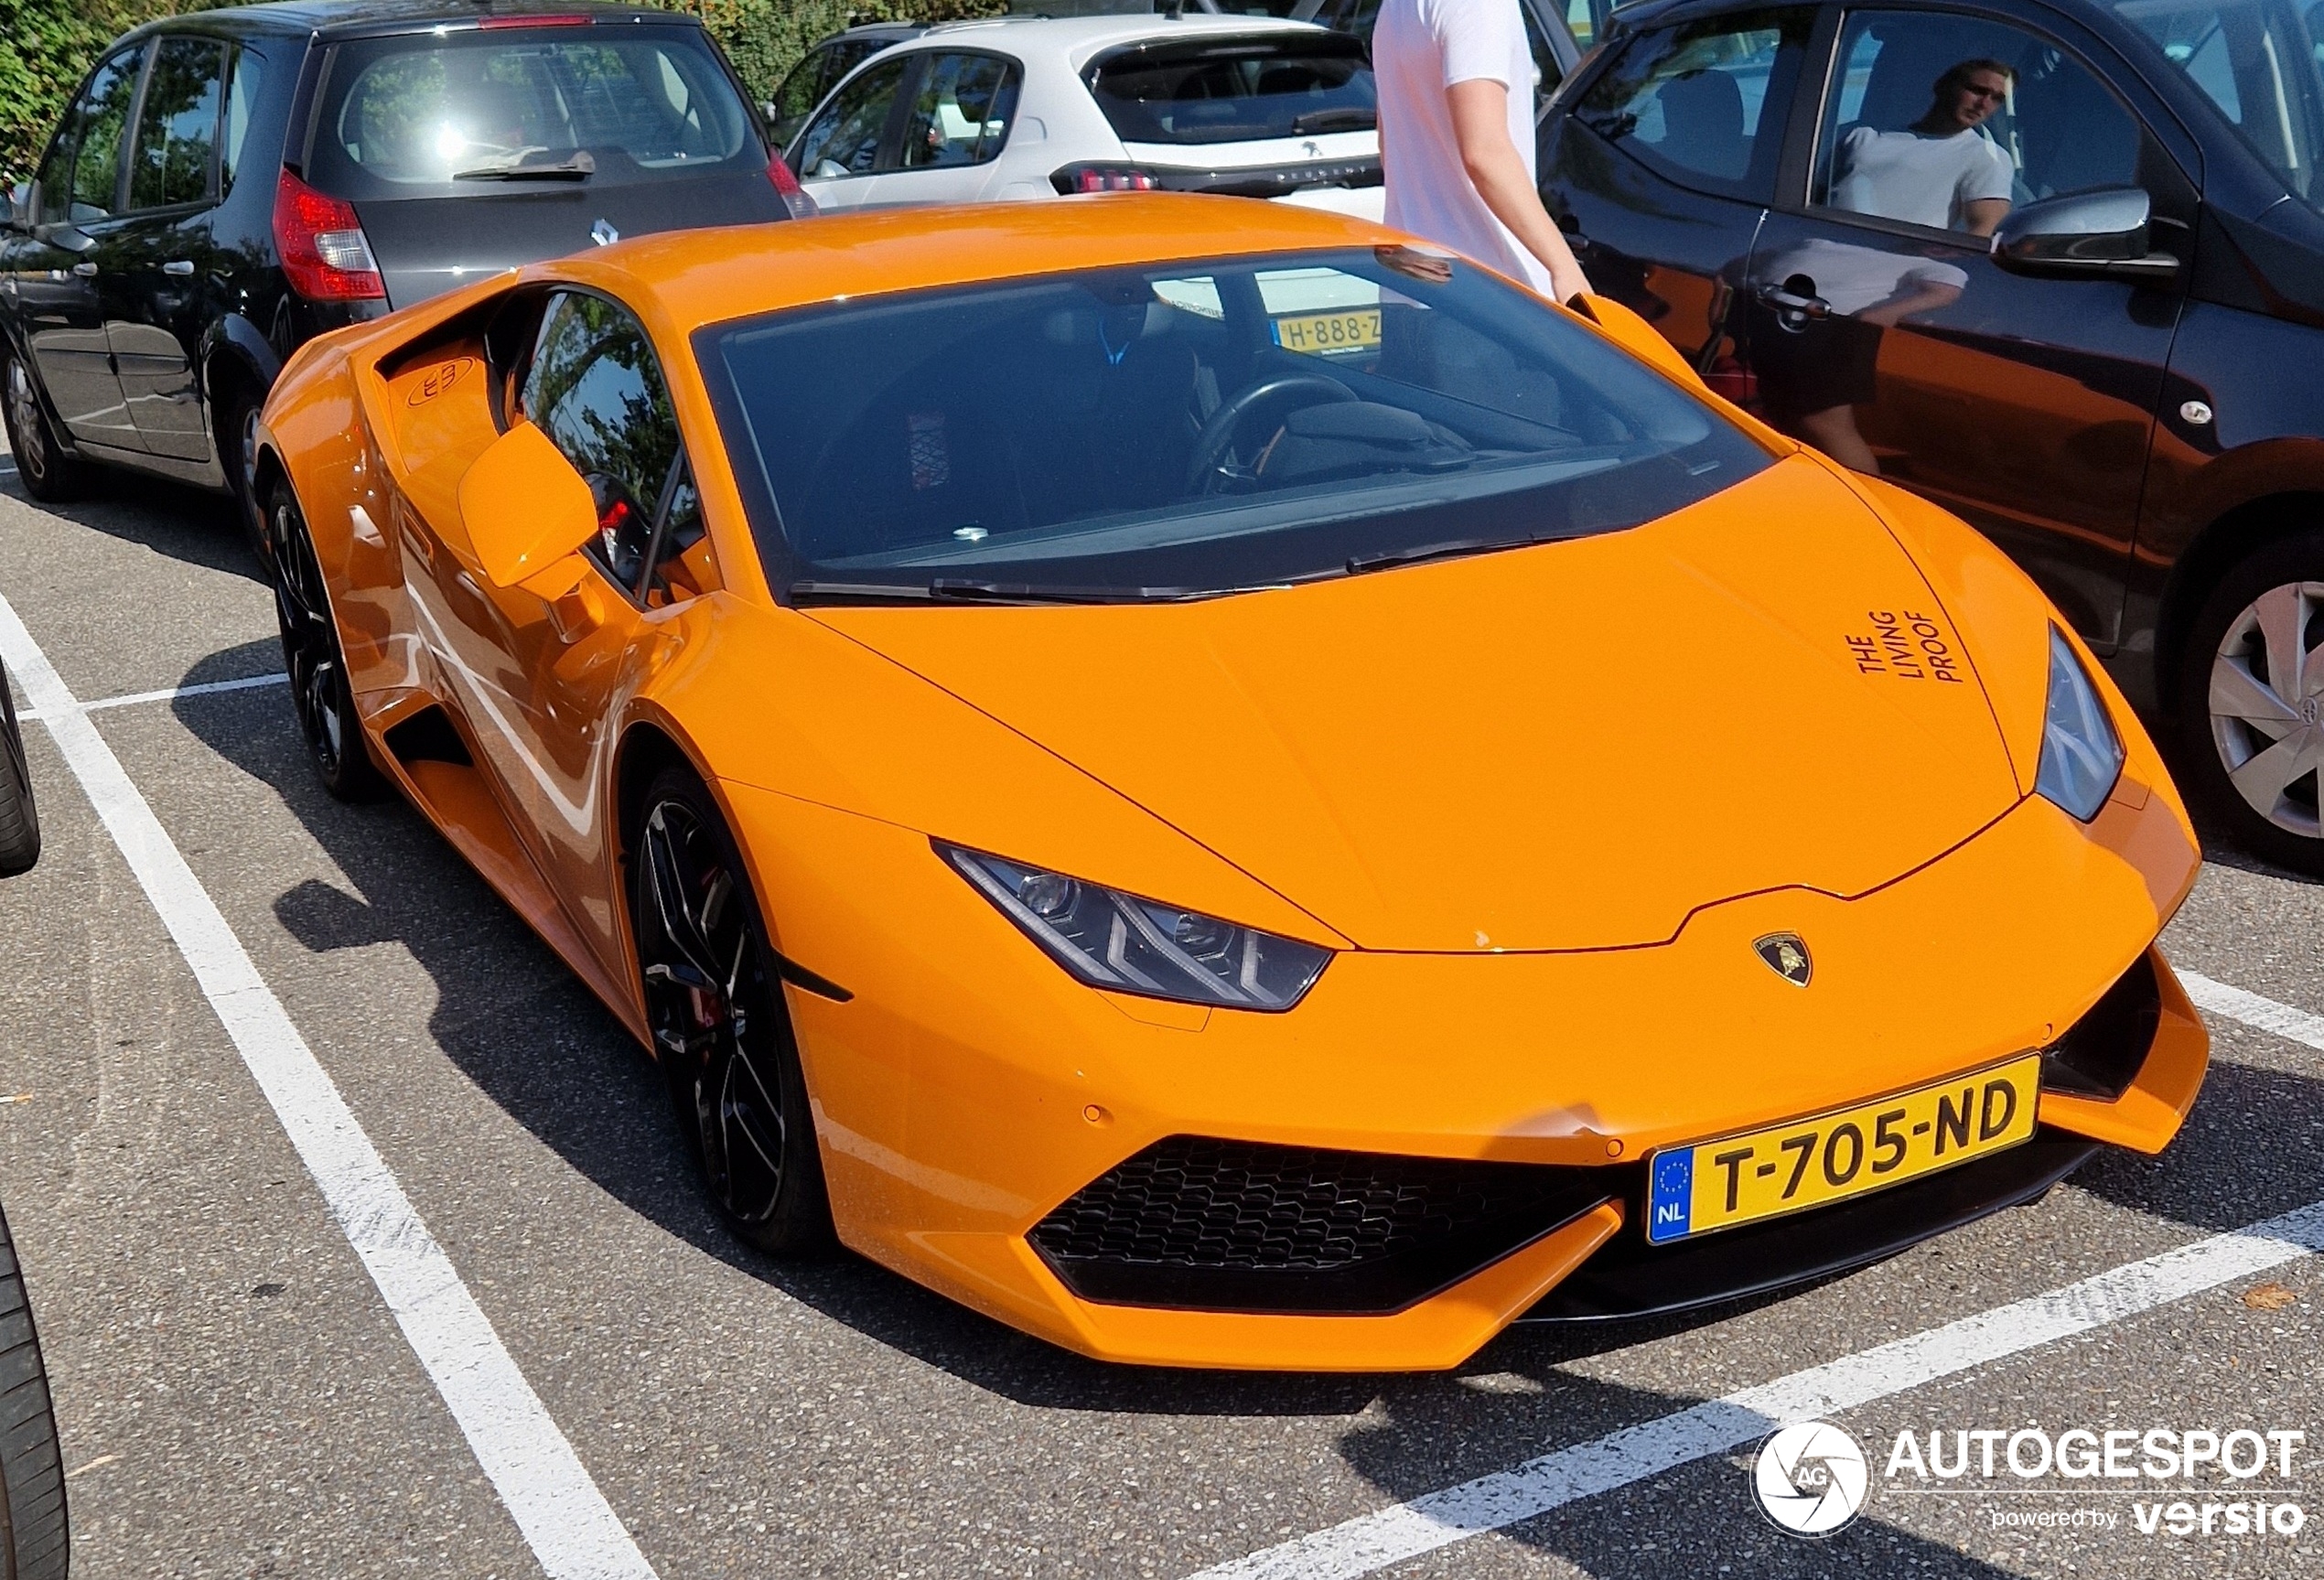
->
1566;293;1713;398
457;421;602;590
1992;187;2179;283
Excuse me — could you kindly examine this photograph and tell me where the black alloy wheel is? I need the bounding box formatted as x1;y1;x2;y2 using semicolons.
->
0;660;39;877
632;768;833;1254
2179;531;2324;877
1;353;84;504
268;482;386;801
0;1199;69;1580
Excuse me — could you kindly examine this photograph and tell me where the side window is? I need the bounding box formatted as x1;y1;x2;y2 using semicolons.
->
1813;14;2142;238
128;38;227;210
1521;5;1565;102
522;293;689;599
39;46;144;225
769;46;837;144
221;46;266;195
793;57;909;177
1574;10;1813;202
2109;0;2324;210
898;53;1021;169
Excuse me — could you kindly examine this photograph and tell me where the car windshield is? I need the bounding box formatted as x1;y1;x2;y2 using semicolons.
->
698;248;1770;602
310;26;756;195
1085;33;1377;144
2109;0;2324;210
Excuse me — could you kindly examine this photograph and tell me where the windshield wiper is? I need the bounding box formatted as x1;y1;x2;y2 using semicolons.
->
791;577;1275;606
454;151;595;181
1292;108;1376;135
1344;534;1541;576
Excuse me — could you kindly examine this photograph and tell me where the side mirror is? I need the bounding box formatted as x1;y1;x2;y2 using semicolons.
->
457;421;601;589
1992;187;2179;283
1566;292;1713;397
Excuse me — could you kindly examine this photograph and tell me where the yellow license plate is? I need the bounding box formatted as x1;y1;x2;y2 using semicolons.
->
1271;308;1381;357
1644;1054;2042;1244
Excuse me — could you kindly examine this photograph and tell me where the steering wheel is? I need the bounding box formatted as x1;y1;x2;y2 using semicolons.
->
1182;373;1359;496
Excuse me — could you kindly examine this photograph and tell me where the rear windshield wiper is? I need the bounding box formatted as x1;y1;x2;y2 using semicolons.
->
1292;108;1376;135
454;151;595;181
1344;534;1541;576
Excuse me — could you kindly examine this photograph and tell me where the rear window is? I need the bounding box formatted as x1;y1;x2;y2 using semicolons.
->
697;247;1768;603
308;25;758;196
1085;33;1376;145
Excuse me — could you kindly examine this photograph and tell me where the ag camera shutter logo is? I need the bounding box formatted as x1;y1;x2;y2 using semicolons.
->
1754;1420;1871;1536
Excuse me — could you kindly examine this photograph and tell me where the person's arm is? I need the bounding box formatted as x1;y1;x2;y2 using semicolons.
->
1446;77;1591;302
1960;197;2010;238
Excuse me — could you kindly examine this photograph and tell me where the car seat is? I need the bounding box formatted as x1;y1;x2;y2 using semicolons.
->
1652;69;1747;180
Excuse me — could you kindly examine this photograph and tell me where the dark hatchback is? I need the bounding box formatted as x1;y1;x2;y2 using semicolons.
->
0;0;798;553
1537;0;2324;876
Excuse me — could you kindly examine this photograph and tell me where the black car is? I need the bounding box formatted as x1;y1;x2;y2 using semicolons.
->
1537;0;2324;876
0;0;800;555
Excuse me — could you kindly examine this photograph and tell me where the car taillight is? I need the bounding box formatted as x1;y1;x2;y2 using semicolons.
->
273;169;383;302
1053;164;1160;195
768;151;818;219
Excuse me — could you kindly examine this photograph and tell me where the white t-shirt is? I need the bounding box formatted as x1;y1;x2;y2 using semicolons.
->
1373;0;1550;293
1757;237;1970;317
1829;125;2016;231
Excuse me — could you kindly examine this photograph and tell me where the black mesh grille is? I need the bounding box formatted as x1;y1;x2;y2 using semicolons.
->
2042;951;2161;1100
1031;1136;1616;1315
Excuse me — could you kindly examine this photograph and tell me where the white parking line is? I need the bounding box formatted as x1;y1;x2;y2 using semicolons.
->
2179;969;2324;1053
16;671;290;722
0;592;657;1580
1189;1198;2324;1579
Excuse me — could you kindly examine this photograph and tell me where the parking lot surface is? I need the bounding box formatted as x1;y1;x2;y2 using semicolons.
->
1;445;2318;1579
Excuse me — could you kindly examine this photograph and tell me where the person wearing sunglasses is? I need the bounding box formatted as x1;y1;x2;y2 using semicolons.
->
1830;58;2018;236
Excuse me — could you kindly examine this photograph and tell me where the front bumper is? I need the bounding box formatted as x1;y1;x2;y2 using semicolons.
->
725;758;2204;1371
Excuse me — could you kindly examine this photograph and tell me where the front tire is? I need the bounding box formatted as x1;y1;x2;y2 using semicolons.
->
631;768;834;1255
0;1200;69;1580
267;481;386;802
0;661;38;877
2;352;85;505
2178;532;2324;876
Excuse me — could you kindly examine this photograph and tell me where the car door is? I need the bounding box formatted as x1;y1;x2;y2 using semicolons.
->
1538;8;1817;382
427;290;694;970
21;44;146;454
789;55;915;212
101;35;231;465
1738;4;2194;644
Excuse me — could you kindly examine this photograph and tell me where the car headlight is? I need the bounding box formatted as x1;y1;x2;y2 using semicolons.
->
940;844;1330;1010
2035;624;2124;822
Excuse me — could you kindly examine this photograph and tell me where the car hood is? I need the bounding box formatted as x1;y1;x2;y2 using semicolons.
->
806;456;2025;951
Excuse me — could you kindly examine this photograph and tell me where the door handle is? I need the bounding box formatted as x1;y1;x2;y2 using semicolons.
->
162;259;193;276
1754;280;1830;319
70;261;97;277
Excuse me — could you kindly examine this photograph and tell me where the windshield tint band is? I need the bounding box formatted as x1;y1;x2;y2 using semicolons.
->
694;248;1771;604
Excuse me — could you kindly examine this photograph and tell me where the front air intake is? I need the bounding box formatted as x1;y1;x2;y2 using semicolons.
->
1029;1135;1616;1316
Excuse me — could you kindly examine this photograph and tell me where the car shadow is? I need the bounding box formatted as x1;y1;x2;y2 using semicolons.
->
0;457;258;584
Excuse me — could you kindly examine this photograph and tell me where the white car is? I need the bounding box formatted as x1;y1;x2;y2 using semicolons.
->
783;15;1383;220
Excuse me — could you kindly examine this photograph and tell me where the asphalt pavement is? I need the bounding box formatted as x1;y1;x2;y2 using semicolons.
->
0;443;2318;1580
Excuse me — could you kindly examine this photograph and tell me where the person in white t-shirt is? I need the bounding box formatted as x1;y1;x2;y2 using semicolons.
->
1372;0;1590;303
1830;59;2018;236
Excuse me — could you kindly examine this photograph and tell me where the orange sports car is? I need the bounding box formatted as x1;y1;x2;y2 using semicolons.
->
253;197;2207;1370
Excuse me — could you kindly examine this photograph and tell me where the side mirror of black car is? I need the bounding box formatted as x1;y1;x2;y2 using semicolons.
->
1992;187;2179;284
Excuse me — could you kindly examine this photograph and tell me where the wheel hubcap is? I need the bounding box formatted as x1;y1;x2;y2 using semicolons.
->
6;361;47;485
639;800;787;1224
2210;580;2324;837
270;502;347;776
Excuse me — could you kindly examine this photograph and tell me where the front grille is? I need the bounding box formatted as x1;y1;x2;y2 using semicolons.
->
1030;1136;1617;1316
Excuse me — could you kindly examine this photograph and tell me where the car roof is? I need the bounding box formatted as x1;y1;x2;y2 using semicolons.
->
907;12;1337;53
110;0;699;41
554;194;1393;334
